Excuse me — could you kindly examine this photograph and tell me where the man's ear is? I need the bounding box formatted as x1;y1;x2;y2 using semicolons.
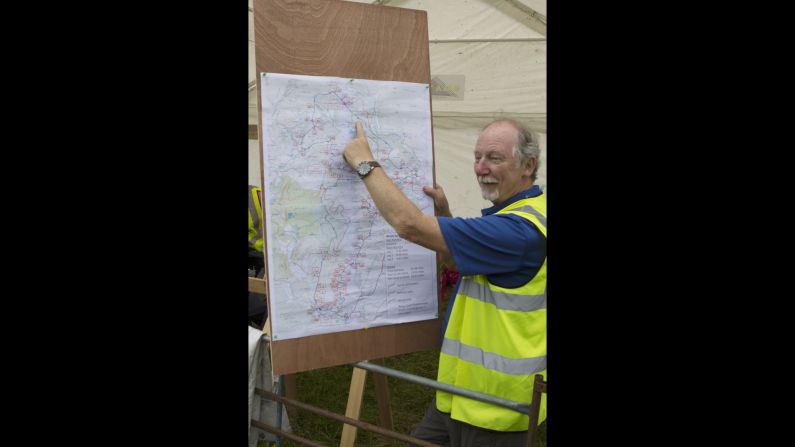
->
523;157;537;177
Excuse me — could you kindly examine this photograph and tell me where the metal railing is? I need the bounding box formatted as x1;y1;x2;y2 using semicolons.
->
253;334;542;446
352;360;530;415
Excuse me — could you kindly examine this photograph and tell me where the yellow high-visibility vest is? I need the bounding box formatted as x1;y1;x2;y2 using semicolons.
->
436;194;547;431
248;185;263;253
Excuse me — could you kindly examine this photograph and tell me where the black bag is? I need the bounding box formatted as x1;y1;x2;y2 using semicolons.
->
248;248;267;327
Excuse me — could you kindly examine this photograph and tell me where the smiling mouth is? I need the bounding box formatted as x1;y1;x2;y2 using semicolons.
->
478;176;498;185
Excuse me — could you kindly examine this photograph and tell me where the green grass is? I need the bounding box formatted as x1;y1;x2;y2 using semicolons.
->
280;349;437;446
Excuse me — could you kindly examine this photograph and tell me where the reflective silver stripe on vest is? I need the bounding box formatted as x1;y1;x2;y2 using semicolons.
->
441;338;546;376
505;205;546;230
248;187;262;245
458;278;546;312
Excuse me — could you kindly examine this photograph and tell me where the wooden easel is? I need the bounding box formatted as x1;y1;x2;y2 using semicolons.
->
253;0;438;376
340;360;394;447
251;1;437;444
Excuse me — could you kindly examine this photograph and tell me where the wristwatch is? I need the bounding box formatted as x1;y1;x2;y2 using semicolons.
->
356;160;381;178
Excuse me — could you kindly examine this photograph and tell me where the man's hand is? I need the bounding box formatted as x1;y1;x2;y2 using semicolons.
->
423;184;451;217
343;121;375;170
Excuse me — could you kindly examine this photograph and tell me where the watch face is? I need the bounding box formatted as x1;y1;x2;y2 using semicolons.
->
358;162;371;176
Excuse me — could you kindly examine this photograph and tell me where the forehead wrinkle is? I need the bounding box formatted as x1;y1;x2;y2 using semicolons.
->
477;124;517;155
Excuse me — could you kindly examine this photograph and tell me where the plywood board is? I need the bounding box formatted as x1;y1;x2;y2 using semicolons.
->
254;0;440;375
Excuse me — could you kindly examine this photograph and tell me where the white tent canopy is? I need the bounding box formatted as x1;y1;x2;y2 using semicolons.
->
249;0;546;218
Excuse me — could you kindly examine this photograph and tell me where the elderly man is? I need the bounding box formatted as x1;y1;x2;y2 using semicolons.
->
343;118;546;446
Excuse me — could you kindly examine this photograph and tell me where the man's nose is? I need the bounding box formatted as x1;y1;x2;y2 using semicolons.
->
475;159;489;174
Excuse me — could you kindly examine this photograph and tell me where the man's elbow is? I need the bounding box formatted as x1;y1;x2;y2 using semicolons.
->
394;223;412;241
394;221;422;244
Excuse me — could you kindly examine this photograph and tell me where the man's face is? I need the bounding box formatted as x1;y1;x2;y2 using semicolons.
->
474;122;532;204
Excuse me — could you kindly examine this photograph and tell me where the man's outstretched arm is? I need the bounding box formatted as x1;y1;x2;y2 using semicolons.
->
343;121;451;258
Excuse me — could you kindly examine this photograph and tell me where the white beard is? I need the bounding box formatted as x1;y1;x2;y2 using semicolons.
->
481;188;499;201
478;176;499;201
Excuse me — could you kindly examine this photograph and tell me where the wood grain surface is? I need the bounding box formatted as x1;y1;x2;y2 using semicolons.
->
255;0;430;83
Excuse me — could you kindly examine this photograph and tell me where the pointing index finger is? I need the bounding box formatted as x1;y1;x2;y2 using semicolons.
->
355;121;365;138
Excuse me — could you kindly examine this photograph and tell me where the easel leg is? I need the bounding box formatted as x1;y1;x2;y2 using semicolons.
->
340;367;368;447
371;359;394;433
283;373;298;420
275;376;284;447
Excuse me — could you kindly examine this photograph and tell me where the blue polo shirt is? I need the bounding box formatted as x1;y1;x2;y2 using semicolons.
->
437;185;546;337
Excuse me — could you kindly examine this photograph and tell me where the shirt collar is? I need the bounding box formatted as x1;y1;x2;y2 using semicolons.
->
481;185;543;216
